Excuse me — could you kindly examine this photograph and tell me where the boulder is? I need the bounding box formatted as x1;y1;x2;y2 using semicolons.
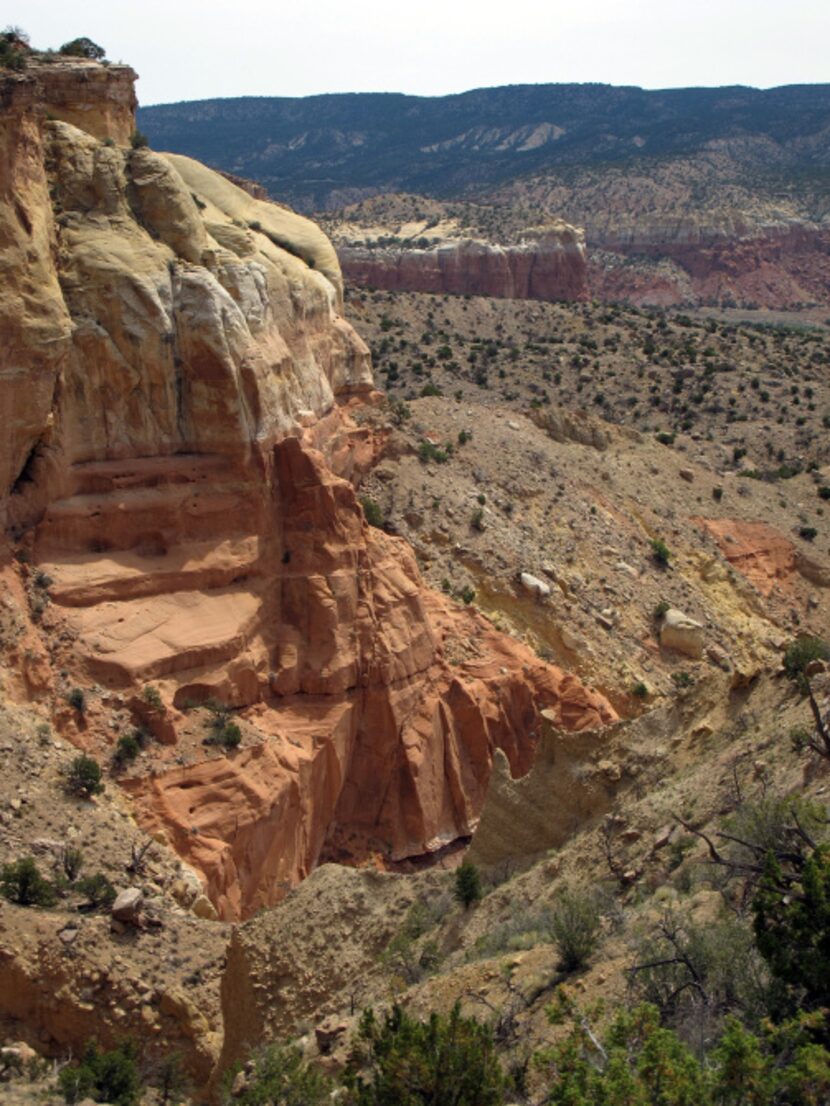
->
111;887;144;925
519;572;551;599
192;894;218;921
660;609;704;659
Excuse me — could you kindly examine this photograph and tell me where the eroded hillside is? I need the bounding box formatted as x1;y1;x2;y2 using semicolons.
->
1;50;830;1106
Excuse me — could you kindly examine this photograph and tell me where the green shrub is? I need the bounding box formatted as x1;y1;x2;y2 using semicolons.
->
418;440;449;464
783;635;829;683
420;382;443;397
224;1043;331;1105
470;508;485;531
650;538;672;567
631;681;649;699
672;670;694;689
142;684;163;710
67;687;86;712
0;28;28;71
130;130;149;149
458;584;475;605
62;846;84;882
799;526;817;542
66;755;104;798
113;732;140;767
205;704;242;750
59;37;105;59
454;861;482;909
653;599;670;620
361;496;385;529
343;1003;504;1106
548;888;601;973
59;1040;140;1106
818;486;830;501
75;873;116;910
0;857;56;907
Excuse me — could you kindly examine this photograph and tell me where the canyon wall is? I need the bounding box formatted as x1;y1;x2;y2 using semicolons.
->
0;59;616;923
589;221;830;308
338;225;589;302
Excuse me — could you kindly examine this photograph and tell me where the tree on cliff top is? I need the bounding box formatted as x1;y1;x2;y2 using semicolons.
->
59;37;106;60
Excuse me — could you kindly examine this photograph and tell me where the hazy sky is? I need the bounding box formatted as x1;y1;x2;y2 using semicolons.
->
19;0;830;105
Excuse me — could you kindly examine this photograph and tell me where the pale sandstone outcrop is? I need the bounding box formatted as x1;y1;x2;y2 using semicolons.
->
466;709;613;869
0;59;617;923
660;608;705;659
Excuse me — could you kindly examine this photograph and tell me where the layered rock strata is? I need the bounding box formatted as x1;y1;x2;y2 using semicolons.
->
1;59;616;921
589;223;830;308
338;225;589;302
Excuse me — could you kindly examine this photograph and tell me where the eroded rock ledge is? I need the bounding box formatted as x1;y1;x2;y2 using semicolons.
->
0;59;616;922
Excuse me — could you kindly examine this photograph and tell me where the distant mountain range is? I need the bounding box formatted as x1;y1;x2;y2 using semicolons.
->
137;83;830;213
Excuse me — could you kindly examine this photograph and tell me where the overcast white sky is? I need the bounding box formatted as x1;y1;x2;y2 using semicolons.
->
18;0;830;105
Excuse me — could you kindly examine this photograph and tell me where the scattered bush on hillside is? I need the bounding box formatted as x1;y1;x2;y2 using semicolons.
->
67;687;86;713
418;440;449;464
0;857;56;907
204;702;242;750
61;846;84;882
653;599;670;620
650;538;672;567
361;496;385;529
454;861;482;909
547;888;601;973
142;684;163;710
343;1003;505;1106
65;755;104;798
113;732;141;769
782;636;830;756
58;1040;140;1106
223;1043;331;1106
75;872;117;910
629;909;770;1047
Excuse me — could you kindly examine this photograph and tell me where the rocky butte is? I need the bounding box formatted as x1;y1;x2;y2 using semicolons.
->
0;57;616;926
337;223;590;303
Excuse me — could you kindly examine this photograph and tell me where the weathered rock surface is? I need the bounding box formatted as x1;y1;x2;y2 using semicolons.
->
660;608;705;659
338;225;589;302
0;58;616;922
589;222;830;309
466;709;613;869
111;887;144;925
697;517;830;598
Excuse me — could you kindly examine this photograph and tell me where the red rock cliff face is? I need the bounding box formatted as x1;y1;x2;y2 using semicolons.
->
338;227;589;302
589;223;830;308
1;62;616;920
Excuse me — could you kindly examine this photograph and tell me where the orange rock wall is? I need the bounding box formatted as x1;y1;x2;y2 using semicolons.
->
1;62;616;922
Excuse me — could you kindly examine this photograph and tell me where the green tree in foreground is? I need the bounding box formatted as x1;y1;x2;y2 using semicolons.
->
59;1041;140;1106
753;845;830;1011
540;992;830;1106
343;1003;504;1106
224;1043;331;1106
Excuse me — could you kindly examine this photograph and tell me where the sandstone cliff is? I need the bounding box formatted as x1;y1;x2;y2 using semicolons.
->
0;59;615;924
337;226;589;302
